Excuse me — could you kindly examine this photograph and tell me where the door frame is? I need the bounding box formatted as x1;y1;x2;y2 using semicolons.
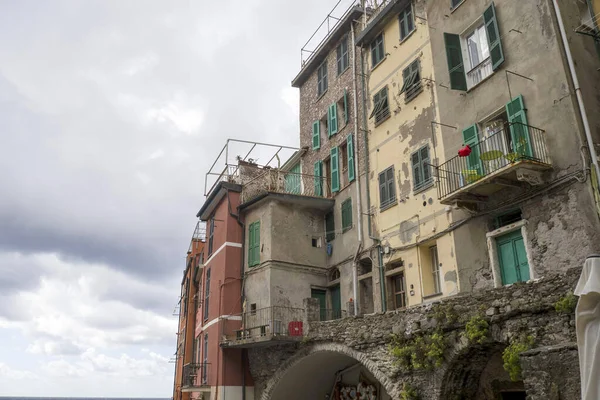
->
486;219;536;288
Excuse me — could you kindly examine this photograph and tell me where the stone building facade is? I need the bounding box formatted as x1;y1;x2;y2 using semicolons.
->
292;4;377;317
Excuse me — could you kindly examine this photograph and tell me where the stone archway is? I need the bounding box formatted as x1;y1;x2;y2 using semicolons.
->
260;342;394;400
440;342;525;400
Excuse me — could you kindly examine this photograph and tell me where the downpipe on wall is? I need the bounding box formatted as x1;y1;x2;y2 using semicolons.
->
351;23;361;317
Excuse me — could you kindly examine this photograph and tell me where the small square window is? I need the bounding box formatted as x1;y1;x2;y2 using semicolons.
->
250;303;257;315
312;237;322;248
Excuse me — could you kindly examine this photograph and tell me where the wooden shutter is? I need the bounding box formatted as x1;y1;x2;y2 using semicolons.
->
329;103;338;135
421;146;431;184
462;124;483;176
347;134;355;182
412;151;422;189
386;167;395;202
331;147;339;192
253;222;260;266
344;89;349;124
379;171;388;206
444;33;467;91
314;160;323;196
248;223;255;266
325;212;335;242
505;95;532;157
312;120;320;149
342;199;352;231
484;3;505;71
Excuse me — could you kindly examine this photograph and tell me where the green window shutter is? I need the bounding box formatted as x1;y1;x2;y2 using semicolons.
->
344;89;348;124
314;160;323;196
347;134;355;182
483;3;505;71
462;124;484;176
254;222;260;266
412;151;422;189
325;212;335;242
342;199;352;231
248;222;255;266
329;103;338;135
443;33;467;91
312;120;320;150
331;146;340;193
505;95;532;157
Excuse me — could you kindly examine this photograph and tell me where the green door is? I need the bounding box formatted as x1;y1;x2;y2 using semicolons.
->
311;289;327;321
330;285;342;320
285;163;301;194
497;230;530;285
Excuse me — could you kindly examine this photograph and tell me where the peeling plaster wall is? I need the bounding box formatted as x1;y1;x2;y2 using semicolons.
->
426;0;600;284
362;0;461;307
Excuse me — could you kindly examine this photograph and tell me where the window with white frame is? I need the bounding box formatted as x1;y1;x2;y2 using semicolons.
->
430;245;442;294
463;22;492;88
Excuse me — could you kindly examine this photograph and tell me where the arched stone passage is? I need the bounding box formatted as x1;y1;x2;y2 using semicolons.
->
261;343;394;400
440;343;525;400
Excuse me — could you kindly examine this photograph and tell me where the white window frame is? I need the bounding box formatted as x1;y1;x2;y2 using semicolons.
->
460;18;493;89
430;245;442;294
486;219;537;288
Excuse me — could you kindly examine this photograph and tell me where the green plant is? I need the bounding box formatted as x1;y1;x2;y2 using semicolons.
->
390;331;447;371
463;315;489;344
555;292;578;314
502;336;534;381
400;382;419;400
432;303;459;325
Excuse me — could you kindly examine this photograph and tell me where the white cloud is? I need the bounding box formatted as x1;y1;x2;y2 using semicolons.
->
0;363;36;380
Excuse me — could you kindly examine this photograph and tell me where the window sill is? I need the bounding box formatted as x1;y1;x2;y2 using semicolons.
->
413;180;434;195
399;28;416;45
423;292;443;300
371;56;387;72
316;89;328;102
342;226;353;233
450;0;466;13
380;200;398;213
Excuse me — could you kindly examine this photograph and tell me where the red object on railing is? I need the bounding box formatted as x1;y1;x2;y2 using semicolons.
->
458;144;472;157
288;321;303;336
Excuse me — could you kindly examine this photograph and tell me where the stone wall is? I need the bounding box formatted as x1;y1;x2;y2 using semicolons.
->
250;267;582;400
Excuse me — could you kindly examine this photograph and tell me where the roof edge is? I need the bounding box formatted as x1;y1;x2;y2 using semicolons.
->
196;181;242;219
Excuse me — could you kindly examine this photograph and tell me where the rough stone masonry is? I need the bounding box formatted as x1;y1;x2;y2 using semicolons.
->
249;267;582;400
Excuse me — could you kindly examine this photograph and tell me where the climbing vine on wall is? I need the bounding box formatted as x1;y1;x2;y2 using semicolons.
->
389;330;447;372
502;335;534;381
463;315;489;344
554;291;577;314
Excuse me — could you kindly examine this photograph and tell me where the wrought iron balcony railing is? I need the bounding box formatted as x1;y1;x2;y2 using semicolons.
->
181;362;211;389
240;167;331;204
437;122;551;200
220;306;305;345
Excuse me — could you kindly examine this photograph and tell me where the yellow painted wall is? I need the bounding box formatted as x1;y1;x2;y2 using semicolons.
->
364;1;460;307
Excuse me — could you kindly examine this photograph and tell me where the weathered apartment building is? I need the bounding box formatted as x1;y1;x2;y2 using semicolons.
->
173;0;600;398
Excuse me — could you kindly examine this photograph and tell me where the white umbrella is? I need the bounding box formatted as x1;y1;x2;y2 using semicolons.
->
575;255;600;400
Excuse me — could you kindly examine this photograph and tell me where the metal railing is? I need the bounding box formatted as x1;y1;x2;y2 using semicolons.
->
310;308;348;322
182;362;211;388
221;306;305;343
437;122;550;200
240;166;331;204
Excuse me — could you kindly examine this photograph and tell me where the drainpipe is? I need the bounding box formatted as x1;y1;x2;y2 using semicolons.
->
359;44;387;312
351;23;361;317
551;0;600;187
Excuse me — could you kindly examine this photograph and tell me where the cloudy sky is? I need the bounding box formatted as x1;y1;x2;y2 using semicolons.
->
0;0;350;396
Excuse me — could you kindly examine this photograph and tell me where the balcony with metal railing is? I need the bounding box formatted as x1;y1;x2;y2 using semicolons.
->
239;164;332;205
181;362;211;393
220;306;305;348
437;122;552;204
